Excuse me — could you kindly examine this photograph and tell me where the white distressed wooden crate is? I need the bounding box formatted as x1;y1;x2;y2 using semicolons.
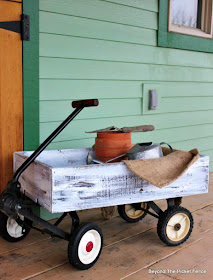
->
14;148;209;213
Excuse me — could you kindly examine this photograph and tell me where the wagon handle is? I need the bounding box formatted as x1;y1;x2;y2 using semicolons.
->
13;99;99;182
72;99;99;108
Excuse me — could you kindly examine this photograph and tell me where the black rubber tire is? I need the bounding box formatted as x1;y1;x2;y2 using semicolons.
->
0;211;32;243
118;202;149;223
157;206;193;246
68;222;103;270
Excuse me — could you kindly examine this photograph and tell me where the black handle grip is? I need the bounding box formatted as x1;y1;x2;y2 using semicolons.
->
72;99;99;108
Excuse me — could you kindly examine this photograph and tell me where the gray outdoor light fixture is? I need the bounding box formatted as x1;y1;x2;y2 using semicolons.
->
149;89;158;110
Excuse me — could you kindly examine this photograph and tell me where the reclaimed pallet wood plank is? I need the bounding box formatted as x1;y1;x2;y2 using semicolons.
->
14;148;209;214
14;153;52;210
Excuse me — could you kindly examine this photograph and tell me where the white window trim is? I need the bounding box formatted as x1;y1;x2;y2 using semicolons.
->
168;0;213;39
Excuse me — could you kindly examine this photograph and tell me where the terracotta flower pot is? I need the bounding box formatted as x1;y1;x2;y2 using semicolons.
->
95;131;132;162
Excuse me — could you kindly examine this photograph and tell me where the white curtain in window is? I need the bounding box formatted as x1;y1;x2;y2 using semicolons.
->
172;0;198;28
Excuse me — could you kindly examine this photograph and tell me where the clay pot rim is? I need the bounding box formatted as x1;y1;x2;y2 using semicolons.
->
97;131;131;135
97;131;131;139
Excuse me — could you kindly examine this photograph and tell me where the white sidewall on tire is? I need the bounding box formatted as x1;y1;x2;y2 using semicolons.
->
166;213;190;242
125;202;147;219
6;216;24;238
78;229;101;265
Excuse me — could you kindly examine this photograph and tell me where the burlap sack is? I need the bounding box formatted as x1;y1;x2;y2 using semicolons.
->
123;147;200;188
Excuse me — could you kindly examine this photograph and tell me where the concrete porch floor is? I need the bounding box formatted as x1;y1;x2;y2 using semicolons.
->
0;174;213;280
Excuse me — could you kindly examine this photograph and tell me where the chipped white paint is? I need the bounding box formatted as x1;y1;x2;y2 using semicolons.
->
14;148;209;213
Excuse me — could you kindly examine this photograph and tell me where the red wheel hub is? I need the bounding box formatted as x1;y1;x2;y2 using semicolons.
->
86;241;93;252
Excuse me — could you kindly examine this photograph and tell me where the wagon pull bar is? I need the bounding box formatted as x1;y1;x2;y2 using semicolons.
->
72;99;99;108
12;99;99;182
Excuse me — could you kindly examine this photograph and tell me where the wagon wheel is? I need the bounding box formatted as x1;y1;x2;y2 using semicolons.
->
118;202;149;223
0;211;32;243
157;206;193;246
174;197;182;206
68;222;103;270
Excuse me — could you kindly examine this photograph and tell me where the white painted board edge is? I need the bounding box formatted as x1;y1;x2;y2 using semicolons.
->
14;149;209;214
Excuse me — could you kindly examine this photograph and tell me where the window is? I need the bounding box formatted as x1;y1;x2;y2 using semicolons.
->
158;0;213;53
168;0;213;38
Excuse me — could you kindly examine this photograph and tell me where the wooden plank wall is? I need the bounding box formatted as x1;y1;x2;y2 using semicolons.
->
0;0;23;192
39;0;213;169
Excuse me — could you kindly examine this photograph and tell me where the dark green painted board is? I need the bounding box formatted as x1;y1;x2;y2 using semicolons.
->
40;33;213;69
40;80;143;100
158;0;213;53
40;57;213;82
33;206;61;221
40;98;142;122
40;0;157;30
23;0;39;150
40;12;156;46
24;1;56;220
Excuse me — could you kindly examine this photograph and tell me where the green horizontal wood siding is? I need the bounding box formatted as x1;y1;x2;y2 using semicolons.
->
40;80;143;100
40;112;213;142
101;0;158;12
40;0;157;29
39;12;156;46
40;99;142;122
40;58;213;82
142;83;213;115
40;33;213;69
39;0;213;171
